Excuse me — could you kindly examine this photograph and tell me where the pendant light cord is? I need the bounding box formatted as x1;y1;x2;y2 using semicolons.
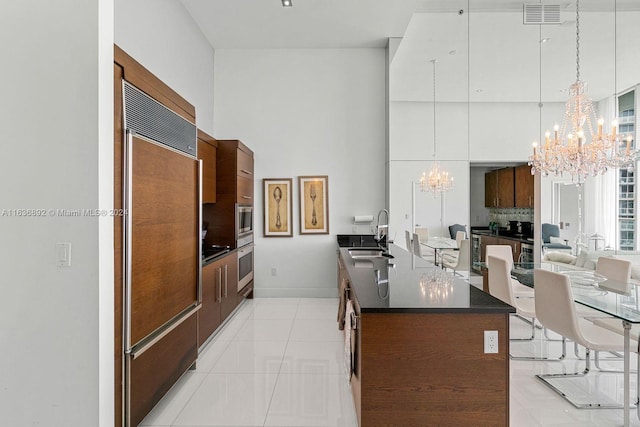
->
432;59;437;158
575;0;580;82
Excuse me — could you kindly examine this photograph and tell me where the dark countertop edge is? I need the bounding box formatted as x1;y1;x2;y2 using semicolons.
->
360;307;516;314
202;248;236;266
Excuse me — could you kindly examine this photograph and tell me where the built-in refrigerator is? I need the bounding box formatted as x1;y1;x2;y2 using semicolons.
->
122;82;200;427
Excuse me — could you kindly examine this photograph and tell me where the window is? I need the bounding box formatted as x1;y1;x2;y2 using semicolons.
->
617;88;637;250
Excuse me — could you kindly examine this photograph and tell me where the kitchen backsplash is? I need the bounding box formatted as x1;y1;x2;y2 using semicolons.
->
488;207;533;226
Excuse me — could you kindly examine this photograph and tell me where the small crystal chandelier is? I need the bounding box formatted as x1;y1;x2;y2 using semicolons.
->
419;269;454;302
528;0;637;184
420;59;454;195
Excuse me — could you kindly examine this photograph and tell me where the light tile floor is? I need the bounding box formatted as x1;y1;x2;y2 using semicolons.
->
140;292;640;426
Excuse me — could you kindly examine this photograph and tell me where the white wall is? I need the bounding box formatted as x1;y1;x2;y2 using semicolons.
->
389;161;470;249
114;0;216;134
390;101;469;161
213;49;386;297
0;1;113;426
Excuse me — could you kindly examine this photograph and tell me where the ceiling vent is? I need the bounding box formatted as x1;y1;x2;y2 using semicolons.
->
523;4;561;25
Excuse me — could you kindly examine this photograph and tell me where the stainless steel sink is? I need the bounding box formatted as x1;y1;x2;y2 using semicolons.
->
348;249;385;258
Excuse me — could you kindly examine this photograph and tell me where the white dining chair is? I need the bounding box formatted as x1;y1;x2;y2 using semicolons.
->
597;256;632;282
404;230;413;254
585;257;635;367
440;230;466;264
581;257;632;326
442;239;470;278
534;268;637;408
413;230;435;261
486;245;534;299
412;232;425;259
414;226;429;244
487;256;564;362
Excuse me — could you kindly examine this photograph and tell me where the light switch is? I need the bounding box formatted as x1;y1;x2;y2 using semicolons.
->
56;242;71;268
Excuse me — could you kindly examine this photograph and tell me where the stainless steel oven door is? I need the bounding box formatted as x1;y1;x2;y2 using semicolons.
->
236;205;253;237
238;244;254;291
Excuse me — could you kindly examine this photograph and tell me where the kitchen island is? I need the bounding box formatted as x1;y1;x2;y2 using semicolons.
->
338;244;514;426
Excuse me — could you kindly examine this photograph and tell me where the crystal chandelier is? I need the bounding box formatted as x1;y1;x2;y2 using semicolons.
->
420;162;454;194
420;59;454;194
528;0;636;184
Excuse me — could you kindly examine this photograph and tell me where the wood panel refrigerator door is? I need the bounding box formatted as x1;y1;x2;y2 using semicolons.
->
129;135;198;346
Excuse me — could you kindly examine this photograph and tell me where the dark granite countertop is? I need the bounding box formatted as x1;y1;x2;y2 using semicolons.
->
202;247;236;266
471;229;534;244
340;245;515;314
336;234;379;248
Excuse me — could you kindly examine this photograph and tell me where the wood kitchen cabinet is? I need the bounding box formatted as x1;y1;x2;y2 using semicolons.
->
204;140;254;248
198;252;239;347
220;251;239;320
485;168;514;208
198;130;218;204
198;261;222;347
515;164;534;208
218;139;254;204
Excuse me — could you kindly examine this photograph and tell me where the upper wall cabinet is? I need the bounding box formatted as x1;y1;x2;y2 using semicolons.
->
203;140;254;248
514;164;534;208
217;140;254;204
198;130;218;204
484;168;514;208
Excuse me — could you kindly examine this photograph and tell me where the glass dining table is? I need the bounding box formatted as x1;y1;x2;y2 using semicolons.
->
510;262;640;427
420;236;458;266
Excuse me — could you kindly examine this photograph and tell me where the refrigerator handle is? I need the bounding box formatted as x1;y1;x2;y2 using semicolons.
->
197;159;203;304
123;130;134;354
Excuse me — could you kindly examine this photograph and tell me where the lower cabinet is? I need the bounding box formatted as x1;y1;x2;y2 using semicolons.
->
199;261;222;347
198;251;239;348
221;252;239;320
129;313;197;427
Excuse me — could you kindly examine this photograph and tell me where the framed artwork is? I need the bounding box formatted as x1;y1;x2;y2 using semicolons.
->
299;175;329;234
263;178;293;237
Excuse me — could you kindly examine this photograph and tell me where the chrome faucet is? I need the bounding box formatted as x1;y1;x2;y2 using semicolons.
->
375;208;391;250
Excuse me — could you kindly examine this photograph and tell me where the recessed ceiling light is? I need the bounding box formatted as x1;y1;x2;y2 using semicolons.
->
540;37;551;43
282;0;292;6
449;50;457;56
475;89;484;93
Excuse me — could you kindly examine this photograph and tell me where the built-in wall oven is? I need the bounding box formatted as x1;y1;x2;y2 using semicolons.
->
237;244;254;291
237;204;253;234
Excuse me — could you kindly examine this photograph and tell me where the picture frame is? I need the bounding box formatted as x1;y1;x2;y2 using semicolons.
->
299;175;329;234
263;178;293;237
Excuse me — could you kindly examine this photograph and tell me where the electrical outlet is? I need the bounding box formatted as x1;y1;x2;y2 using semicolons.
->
484;330;498;354
271;267;277;276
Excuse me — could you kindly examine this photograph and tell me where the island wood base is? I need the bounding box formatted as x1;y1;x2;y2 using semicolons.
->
354;312;510;426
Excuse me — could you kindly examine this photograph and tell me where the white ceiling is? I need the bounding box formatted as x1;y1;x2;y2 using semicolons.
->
181;0;640;49
180;0;640;103
180;0;427;49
